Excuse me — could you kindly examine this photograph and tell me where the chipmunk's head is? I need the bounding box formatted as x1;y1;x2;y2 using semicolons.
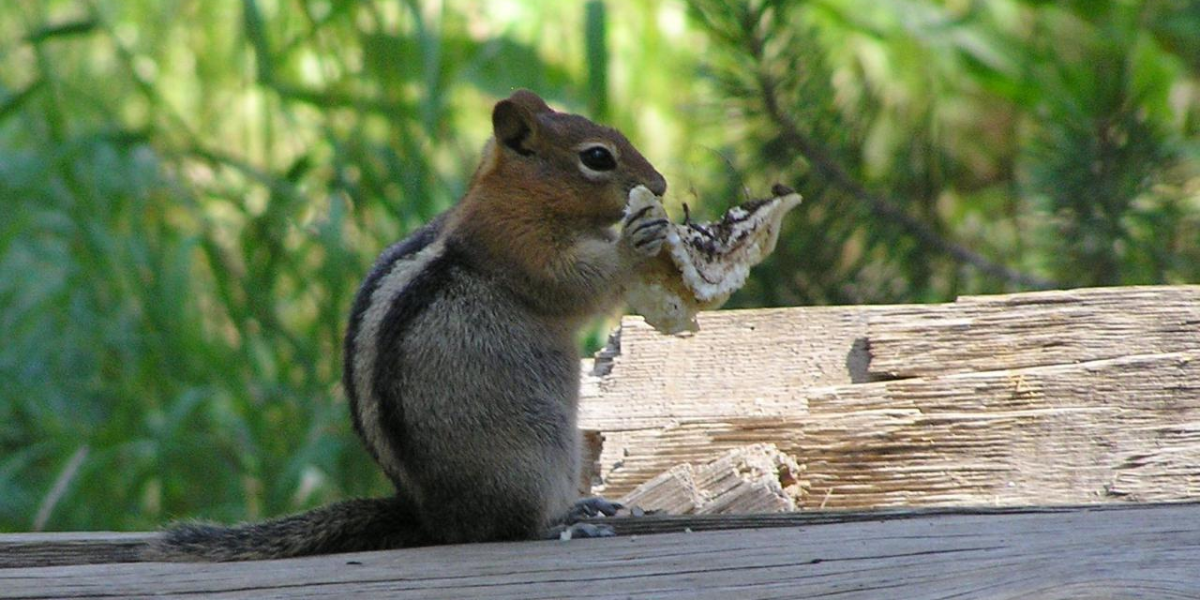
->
473;89;667;225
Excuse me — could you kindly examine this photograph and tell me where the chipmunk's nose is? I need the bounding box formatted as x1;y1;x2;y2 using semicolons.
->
645;172;667;196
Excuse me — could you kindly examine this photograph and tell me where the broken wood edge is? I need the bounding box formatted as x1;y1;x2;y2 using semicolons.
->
617;443;802;515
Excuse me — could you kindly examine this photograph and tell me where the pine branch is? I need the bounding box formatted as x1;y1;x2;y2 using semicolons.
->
744;31;1056;291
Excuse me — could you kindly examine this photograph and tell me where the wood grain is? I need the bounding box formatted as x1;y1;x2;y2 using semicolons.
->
0;532;148;569
580;286;1200;504
3;503;1197;599
2;504;1176;569
579;305;883;498
868;285;1200;378
618;444;802;514
798;351;1200;509
580;305;887;432
588;351;1200;506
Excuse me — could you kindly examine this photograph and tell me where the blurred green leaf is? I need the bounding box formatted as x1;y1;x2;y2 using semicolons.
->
24;19;98;44
0;79;44;124
584;1;609;121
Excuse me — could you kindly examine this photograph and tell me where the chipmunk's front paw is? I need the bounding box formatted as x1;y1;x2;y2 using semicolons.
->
622;189;670;258
568;496;624;522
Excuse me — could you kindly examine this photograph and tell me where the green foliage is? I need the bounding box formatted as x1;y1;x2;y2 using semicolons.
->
1;0;1197;532
688;0;1200;301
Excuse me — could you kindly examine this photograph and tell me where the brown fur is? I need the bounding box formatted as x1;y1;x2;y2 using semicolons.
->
453;90;666;318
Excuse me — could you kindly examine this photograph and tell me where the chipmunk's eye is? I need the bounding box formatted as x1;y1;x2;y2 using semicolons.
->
579;146;617;171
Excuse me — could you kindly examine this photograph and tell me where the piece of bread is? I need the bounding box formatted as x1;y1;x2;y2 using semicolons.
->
625;184;802;333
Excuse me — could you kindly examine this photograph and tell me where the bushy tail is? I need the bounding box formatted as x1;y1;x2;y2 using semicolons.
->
144;497;429;562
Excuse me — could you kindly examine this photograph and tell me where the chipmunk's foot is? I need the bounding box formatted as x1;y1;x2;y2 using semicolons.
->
568;497;624;522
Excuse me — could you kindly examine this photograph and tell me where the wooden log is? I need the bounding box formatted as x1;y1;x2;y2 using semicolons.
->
579;305;883;497
589;351;1200;506
579;305;889;432
868;285;1200;378
579;286;1200;503
3;503;1198;599
799;351;1200;508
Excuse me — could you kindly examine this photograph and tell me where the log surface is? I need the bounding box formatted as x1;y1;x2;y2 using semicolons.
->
580;286;1200;504
0;532;149;569
868;285;1200;378
2;503;1198;599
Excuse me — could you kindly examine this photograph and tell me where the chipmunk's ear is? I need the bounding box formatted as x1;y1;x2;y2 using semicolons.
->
492;90;551;157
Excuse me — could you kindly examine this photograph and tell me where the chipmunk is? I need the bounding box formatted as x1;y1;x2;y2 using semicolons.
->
146;90;670;561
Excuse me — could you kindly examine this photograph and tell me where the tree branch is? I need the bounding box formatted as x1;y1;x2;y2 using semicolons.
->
746;33;1056;290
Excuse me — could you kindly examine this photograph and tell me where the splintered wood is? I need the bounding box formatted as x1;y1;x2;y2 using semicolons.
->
579;285;1200;510
618;444;803;514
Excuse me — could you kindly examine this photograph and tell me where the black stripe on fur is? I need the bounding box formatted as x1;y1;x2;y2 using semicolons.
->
370;240;470;460
343;214;445;463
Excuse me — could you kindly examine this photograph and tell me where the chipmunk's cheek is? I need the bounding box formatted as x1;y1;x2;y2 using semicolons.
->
592;199;626;225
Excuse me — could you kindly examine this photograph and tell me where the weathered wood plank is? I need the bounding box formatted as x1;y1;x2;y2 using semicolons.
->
3;503;1198;599
585;349;1200;505
798;351;1200;509
0;532;148;569
9;503;1184;570
0;506;1077;569
0;507;1063;569
579;306;885;498
580;305;887;432
580;287;1200;503
868;285;1200;379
